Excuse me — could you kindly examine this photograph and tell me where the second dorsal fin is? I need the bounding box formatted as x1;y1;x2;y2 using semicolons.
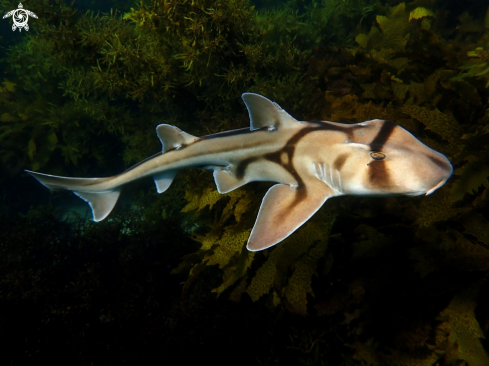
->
156;124;197;153
242;93;298;130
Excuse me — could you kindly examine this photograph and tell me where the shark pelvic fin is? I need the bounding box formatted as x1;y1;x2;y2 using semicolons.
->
153;170;177;193
242;93;298;130
247;181;336;251
213;169;249;194
156;124;197;153
73;190;121;221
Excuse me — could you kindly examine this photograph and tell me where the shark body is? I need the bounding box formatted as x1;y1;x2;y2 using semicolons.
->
26;93;453;251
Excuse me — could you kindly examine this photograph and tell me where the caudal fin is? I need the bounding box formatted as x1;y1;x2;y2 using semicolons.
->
25;170;121;221
24;123;195;221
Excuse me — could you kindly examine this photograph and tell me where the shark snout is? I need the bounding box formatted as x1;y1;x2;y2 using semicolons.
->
423;153;453;195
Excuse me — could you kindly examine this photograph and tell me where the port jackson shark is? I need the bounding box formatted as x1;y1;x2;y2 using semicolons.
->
26;93;453;251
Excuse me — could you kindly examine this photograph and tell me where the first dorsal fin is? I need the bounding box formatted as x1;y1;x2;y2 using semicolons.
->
242;93;298;130
156;124;197;153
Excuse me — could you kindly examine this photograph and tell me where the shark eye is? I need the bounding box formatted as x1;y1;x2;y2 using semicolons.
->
370;152;385;160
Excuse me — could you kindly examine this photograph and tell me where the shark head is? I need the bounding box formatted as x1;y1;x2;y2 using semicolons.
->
334;119;453;197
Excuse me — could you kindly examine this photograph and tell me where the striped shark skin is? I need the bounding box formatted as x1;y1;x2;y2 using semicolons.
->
26;93;453;251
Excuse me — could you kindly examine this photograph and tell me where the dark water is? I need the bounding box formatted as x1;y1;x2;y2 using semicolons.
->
1;0;489;364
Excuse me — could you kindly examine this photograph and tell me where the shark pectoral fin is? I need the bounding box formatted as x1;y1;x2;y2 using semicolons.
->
153;170;177;193
213;169;248;194
247;182;335;251
242;93;298;130
73;189;121;222
156;124;197;153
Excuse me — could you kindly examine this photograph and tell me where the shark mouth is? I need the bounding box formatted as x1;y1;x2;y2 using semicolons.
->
425;179;448;196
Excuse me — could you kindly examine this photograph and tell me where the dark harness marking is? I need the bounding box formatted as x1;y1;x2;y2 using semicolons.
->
366;121;396;189
235;122;357;221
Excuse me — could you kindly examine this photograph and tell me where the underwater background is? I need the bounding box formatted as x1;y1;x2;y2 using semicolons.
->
1;0;489;364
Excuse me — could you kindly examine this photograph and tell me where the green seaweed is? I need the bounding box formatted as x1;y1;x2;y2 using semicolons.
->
2;0;489;364
175;1;489;364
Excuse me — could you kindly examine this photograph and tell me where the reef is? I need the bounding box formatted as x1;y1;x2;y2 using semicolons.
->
1;0;489;365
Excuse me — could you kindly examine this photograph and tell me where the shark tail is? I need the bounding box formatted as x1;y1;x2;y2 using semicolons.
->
25;170;121;222
25;124;194;222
